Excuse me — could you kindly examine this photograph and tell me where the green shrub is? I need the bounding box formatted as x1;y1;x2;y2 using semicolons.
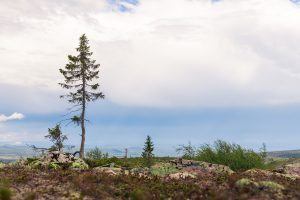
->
71;161;89;170
30;160;43;169
85;156;175;169
48;162;61;170
86;147;108;160
85;157;144;169
26;158;39;165
259;181;285;191
150;163;179;176
141;135;155;168
195;140;265;171
176;142;196;159
0;187;12;200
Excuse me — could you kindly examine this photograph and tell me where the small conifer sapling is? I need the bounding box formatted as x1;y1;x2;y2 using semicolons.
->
141;135;154;167
45;125;67;152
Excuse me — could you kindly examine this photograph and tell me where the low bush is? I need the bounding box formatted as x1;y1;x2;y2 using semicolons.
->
195;140;265;171
150;163;179;176
176;142;196;159
26;158;39;165
86;147;108;160
85;157;143;168
85;157;174;169
0;187;11;200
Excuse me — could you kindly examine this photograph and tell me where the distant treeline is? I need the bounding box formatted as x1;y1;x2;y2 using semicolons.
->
268;150;300;158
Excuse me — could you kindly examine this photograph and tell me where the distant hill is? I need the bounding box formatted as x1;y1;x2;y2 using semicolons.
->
268;150;300;158
0;145;144;162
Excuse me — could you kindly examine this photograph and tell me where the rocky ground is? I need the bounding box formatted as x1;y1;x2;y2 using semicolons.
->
0;154;300;199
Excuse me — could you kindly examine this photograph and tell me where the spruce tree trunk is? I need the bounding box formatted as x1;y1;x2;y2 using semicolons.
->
80;71;86;158
80;105;86;158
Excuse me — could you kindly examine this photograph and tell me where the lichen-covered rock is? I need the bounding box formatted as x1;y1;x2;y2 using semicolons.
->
151;163;179;177
244;168;272;176
169;159;234;175
258;181;285;191
168;172;196;180
235;178;258;188
0;162;5;169
169;158;199;168
235;178;285;196
26;152;88;170
94;167;122;175
244;168;298;182
130;168;151;177
197;161;235;175
279;162;300;177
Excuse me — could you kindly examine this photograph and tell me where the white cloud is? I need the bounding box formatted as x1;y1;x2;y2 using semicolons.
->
0;130;42;144
0;113;25;122
1;0;300;110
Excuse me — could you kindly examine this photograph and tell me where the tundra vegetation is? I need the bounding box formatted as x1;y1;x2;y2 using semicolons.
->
1;138;300;199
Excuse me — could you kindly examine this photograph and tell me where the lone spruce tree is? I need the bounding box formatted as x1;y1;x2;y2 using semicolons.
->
45;125;67;152
59;34;104;158
141;135;154;167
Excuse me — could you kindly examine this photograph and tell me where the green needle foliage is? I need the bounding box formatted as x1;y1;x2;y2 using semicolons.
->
141;135;155;167
45;125;67;152
59;34;104;158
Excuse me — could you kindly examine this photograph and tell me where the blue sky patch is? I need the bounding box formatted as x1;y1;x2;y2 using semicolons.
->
107;0;139;12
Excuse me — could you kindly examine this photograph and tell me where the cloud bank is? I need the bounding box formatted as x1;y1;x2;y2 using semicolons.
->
1;0;300;111
0;113;25;122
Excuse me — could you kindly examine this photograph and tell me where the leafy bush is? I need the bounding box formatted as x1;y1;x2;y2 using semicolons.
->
176;142;196;159
48;162;61;170
150;163;179;176
195;140;265;171
86;147;108;160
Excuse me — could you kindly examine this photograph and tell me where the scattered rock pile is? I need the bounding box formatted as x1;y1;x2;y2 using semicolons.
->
274;162;300;178
94;167;122;175
235;178;285;192
169;158;199;168
168;172;196;179
23;151;89;170
169;158;234;175
93;166;151;177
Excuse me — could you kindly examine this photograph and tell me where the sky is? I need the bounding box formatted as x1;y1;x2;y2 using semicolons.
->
1;0;300;154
